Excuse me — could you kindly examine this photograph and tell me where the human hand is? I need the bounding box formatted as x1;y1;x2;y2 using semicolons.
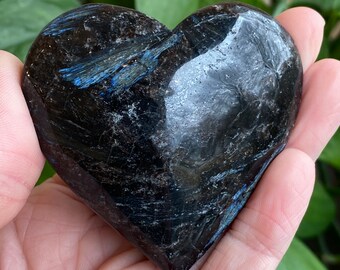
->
0;7;339;270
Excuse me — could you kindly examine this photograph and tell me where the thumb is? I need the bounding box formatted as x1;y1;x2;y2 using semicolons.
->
0;50;45;229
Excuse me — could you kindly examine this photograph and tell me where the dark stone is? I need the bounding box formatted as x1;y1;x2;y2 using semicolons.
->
22;3;302;270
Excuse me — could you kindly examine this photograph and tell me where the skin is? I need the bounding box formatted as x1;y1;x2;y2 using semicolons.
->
0;7;339;270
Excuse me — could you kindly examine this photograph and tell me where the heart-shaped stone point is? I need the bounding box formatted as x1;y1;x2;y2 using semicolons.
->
22;3;302;270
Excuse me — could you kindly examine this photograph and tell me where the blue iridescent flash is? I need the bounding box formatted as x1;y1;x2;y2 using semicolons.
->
58;34;181;96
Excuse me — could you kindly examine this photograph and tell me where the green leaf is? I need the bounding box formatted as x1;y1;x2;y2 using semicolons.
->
0;0;80;61
318;38;330;59
36;162;55;185
329;27;340;60
135;0;272;28
278;238;327;270
319;129;340;169
272;1;289;17
296;181;336;238
88;0;134;8
135;0;199;29
287;0;340;12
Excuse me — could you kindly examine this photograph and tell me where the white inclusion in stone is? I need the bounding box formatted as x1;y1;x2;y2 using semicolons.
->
164;10;292;150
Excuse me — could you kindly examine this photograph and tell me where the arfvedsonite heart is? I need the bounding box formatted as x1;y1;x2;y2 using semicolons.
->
22;3;302;270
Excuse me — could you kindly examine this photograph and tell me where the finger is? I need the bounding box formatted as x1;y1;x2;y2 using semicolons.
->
202;148;315;269
276;7;325;72
287;59;340;161
0;50;45;229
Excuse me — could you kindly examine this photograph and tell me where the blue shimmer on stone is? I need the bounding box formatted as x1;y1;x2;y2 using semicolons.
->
59;50;124;89
204;144;285;250
42;5;98;36
204;184;249;249
191;15;200;24
107;34;181;95
59;34;180;95
208;167;246;183
22;3;303;270
59;43;152;89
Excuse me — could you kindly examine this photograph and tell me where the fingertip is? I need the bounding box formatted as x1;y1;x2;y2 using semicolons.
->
256;148;315;206
276;7;325;72
201;148;316;269
287;58;340;160
244;148;315;231
242;147;315;261
0;51;23;95
277;7;325;28
237;148;315;262
0;50;22;70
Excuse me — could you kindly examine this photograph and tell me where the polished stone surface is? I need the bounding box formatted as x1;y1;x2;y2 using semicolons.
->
22;3;302;270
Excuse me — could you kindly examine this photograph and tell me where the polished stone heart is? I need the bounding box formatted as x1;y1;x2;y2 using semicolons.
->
22;3;302;270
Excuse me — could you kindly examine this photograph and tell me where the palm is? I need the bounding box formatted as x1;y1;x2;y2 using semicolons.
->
0;7;339;270
8;178;149;270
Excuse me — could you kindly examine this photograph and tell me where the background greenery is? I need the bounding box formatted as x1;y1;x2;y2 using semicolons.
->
0;0;339;269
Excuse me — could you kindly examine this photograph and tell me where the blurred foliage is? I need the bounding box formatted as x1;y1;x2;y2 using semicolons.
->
320;130;340;169
0;0;80;60
0;0;339;269
278;238;328;270
296;181;336;239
